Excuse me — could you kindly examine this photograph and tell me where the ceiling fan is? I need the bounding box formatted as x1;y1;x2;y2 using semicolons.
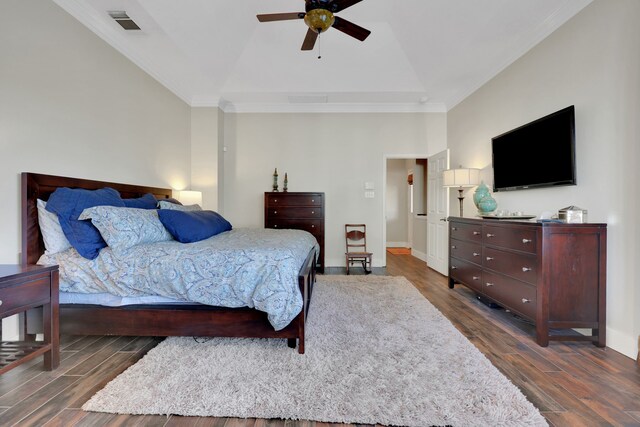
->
257;0;371;52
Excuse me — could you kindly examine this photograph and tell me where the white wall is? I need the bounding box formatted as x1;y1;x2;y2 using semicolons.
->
447;0;640;358
222;112;447;267
385;159;409;246
0;0;191;335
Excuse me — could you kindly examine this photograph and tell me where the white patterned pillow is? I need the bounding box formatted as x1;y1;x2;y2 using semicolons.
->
158;200;202;211
37;199;72;254
79;206;173;250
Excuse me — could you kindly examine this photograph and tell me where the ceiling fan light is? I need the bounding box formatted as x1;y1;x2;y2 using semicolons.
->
304;9;335;33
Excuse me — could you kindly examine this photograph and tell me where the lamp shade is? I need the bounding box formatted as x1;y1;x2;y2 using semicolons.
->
443;168;481;188
175;190;202;206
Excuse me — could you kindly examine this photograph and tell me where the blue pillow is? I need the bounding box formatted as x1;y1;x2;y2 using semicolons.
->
123;193;157;209
158;210;232;243
46;187;125;259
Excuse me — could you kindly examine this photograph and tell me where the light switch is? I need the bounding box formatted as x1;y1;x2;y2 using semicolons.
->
364;191;375;198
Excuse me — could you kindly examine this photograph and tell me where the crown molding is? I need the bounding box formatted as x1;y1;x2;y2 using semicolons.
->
219;102;447;114
444;0;592;110
52;0;193;105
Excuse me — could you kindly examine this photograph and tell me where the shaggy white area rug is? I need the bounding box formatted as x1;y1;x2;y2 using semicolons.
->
83;275;547;427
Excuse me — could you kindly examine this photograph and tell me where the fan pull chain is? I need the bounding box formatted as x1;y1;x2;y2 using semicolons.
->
317;32;322;59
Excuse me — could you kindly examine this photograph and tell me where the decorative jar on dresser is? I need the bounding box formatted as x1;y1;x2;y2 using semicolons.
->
448;217;607;347
264;192;325;273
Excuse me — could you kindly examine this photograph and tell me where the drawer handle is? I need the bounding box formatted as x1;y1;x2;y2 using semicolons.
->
311;199;315;203
486;256;494;261
473;231;480;235
472;276;480;281
311;211;315;214
274;199;278;203
274;225;278;228
451;245;457;249
473;252;480;257
486;282;494;287
451;266;457;270
522;238;532;244
452;227;458;231
311;225;315;228
486;233;495;237
522;267;532;272
522;298;531;304
0;300;2;306
274;211;278;214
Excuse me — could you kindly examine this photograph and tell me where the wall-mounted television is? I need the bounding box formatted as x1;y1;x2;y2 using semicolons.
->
491;105;576;192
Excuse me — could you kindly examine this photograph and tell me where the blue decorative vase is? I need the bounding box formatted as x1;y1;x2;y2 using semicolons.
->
473;181;490;212
477;194;497;214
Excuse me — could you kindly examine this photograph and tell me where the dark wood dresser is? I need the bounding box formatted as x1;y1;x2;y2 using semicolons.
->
448;217;607;347
264;192;325;273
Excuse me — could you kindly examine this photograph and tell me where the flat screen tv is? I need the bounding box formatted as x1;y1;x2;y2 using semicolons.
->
491;105;576;192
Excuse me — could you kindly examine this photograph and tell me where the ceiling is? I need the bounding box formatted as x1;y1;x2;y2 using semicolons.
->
53;0;592;112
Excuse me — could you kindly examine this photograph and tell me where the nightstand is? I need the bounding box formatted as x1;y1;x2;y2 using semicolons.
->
0;264;59;373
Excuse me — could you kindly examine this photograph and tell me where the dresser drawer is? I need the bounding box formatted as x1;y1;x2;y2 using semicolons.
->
483;247;538;285
450;222;482;243
266;194;323;207
266;219;323;234
0;276;50;316
483;271;537;320
483;224;537;253
266;207;323;219
450;258;483;292
450;238;482;265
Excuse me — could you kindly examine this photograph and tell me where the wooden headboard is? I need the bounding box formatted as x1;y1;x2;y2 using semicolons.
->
21;172;173;265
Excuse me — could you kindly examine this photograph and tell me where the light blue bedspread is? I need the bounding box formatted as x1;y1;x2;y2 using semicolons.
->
38;228;319;330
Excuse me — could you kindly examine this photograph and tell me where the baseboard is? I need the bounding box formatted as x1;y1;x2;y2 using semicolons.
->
411;249;427;262
386;241;408;248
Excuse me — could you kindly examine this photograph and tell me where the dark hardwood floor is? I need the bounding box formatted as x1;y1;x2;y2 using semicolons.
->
0;253;638;426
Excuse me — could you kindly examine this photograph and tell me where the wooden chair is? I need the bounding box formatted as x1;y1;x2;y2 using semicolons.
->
345;224;372;275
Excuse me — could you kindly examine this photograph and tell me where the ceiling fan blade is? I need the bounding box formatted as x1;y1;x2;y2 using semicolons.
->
257;12;305;22
301;28;319;50
332;16;371;41
329;0;364;13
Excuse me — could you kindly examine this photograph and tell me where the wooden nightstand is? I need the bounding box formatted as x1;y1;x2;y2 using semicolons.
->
0;264;59;373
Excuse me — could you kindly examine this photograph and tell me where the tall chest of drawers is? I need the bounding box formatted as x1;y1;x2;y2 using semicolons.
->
264;192;325;273
448;217;607;347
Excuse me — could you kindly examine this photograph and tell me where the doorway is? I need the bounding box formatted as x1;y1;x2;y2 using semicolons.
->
384;157;428;262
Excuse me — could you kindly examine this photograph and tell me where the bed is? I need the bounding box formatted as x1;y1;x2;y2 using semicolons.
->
21;172;317;353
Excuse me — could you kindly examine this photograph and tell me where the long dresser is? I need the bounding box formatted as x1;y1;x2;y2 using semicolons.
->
448;217;607;347
264;192;325;273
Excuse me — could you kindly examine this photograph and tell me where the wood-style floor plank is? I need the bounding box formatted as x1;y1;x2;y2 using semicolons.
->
0;252;638;426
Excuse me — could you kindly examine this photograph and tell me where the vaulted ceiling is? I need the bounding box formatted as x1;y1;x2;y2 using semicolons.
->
53;0;592;112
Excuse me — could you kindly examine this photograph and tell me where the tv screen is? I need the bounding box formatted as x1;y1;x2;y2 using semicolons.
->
491;105;576;192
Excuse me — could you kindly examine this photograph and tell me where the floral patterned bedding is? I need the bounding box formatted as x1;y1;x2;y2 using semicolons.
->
38;228;319;330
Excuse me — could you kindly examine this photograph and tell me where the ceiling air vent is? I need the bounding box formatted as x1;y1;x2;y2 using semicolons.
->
108;11;141;31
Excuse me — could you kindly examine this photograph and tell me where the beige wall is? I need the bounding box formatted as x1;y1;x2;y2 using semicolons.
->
191;108;221;210
447;0;640;358
0;0;192;335
385;159;409;246
222;112;447;267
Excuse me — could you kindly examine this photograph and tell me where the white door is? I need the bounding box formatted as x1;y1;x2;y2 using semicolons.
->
427;149;450;275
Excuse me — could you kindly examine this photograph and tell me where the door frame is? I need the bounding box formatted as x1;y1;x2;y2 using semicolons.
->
382;153;429;267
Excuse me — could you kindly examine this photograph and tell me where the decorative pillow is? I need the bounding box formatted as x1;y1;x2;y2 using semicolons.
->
158;210;232;243
158;200;202;211
37;199;72;255
123;193;158;209
45;187;125;259
157;197;182;206
80;206;173;250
